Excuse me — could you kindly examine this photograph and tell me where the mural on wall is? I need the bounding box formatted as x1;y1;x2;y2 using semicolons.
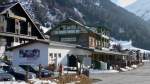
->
19;49;40;59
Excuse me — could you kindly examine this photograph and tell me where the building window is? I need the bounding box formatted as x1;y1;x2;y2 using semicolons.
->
54;53;57;58
90;37;94;46
61;37;76;42
58;53;61;58
49;53;53;58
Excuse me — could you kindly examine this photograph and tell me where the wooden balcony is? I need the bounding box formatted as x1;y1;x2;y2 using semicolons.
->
0;32;37;40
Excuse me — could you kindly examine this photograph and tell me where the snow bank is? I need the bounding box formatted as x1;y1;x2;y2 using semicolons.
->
0;81;27;84
142;60;150;62
120;68;128;72
131;65;138;69
90;69;119;74
125;66;133;70
29;79;57;84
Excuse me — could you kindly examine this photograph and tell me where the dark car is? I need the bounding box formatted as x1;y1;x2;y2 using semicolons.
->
20;65;54;78
19;65;38;74
2;66;36;80
0;68;15;81
40;69;54;77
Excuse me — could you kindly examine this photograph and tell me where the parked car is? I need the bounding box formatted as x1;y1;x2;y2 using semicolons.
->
0;68;15;81
20;65;54;78
40;69;54;77
2;66;36;80
19;65;38;74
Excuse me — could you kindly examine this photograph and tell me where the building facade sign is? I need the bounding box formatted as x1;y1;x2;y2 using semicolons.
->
19;49;40;59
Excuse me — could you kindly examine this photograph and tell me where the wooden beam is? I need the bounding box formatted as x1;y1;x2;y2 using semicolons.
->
0;32;37;40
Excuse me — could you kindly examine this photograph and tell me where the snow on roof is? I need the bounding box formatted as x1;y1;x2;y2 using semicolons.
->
110;38;150;53
40;26;51;33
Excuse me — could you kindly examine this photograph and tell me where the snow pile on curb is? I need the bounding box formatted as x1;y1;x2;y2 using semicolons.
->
120;68;128;72
0;81;27;84
131;65;138;69
142;60;150;62
125;66;133;70
90;69;119;74
29;79;57;84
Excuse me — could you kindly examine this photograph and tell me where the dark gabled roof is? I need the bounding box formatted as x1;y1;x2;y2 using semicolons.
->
0;2;46;39
46;18;101;35
46;18;84;34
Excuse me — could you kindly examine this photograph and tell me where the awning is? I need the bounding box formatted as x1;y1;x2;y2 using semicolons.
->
93;49;128;56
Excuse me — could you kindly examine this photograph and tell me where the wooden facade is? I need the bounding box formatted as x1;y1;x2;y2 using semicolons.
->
46;18;110;49
46;18;130;70
0;2;45;48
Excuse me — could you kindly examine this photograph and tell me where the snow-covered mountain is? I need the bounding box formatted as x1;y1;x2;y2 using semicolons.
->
126;0;150;21
2;0;150;50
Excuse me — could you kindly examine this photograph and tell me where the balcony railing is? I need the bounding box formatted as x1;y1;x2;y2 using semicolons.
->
101;34;109;39
0;32;37;40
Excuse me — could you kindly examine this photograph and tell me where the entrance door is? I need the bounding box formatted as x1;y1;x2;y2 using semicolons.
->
68;55;77;67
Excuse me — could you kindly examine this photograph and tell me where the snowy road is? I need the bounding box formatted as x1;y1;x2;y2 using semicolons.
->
90;62;150;84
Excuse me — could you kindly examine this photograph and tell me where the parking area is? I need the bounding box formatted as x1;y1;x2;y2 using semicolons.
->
90;62;150;84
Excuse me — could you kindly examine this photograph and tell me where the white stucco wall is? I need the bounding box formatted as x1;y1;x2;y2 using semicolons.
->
48;46;92;66
10;41;92;67
48;46;71;66
11;42;49;66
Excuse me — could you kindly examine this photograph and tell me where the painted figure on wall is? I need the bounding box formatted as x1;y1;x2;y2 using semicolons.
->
19;49;40;58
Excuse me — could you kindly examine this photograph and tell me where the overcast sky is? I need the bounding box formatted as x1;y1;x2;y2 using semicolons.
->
111;0;137;7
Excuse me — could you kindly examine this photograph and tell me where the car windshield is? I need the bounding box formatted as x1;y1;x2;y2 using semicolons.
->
31;65;39;71
12;66;25;73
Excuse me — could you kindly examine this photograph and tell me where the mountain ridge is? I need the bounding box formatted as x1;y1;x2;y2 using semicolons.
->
126;0;150;21
1;0;150;50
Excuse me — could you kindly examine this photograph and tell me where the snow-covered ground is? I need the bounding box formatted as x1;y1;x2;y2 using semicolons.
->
131;64;138;69
142;60;150;62
0;81;27;84
29;79;57;84
90;69;119;74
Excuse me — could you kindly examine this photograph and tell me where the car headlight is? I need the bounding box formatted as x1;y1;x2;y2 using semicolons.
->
12;77;15;81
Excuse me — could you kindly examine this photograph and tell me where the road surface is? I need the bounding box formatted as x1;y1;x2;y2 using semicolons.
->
90;62;150;84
